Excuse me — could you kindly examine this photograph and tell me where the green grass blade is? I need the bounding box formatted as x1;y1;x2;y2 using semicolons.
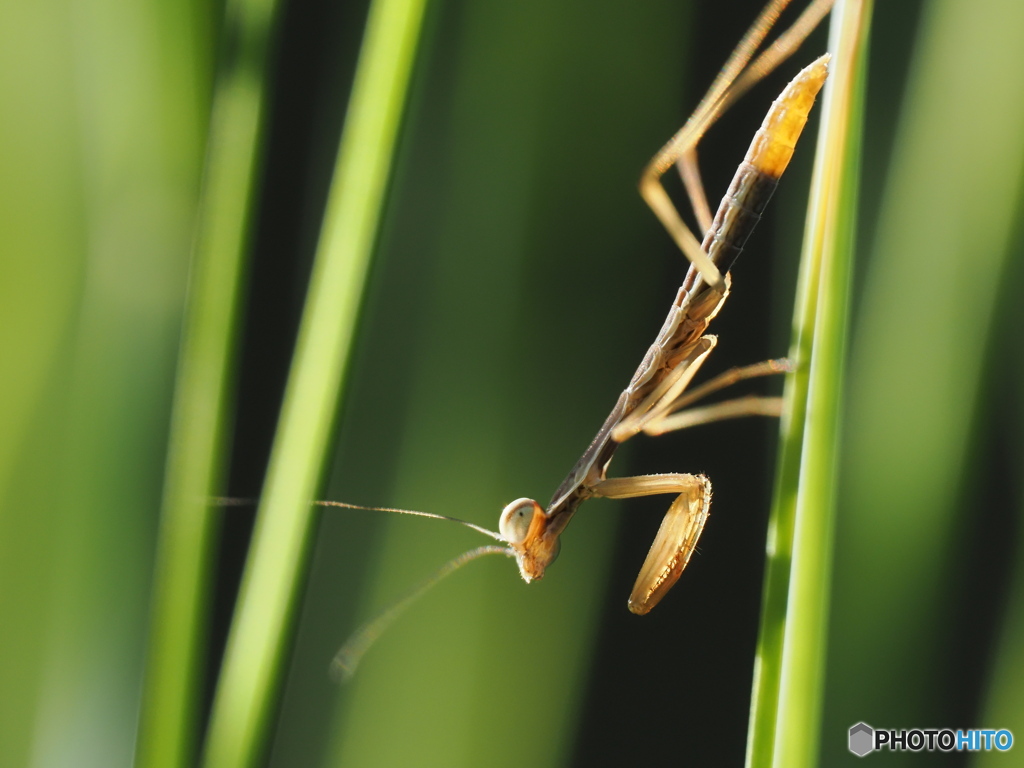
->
746;2;871;766
199;0;430;765
134;0;281;766
821;0;1024;760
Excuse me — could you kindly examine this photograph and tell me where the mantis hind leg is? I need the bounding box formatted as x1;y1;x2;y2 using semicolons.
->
639;0;834;289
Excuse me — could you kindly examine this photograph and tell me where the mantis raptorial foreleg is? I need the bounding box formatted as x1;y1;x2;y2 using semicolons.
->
594;353;789;613
591;473;712;614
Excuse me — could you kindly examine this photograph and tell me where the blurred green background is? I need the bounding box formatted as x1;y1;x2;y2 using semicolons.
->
1;0;1022;766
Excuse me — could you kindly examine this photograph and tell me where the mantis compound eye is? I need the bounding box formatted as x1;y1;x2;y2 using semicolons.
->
499;498;541;544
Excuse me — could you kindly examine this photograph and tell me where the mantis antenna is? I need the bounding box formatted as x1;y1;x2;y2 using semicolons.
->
329;543;514;682
313;501;516;680
214;497;516;680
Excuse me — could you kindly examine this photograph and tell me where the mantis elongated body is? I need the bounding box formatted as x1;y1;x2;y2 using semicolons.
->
502;53;828;614
331;0;834;678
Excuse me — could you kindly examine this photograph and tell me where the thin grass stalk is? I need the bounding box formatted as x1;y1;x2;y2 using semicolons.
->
135;1;281;766
745;1;871;766
199;0;430;765
823;0;1024;753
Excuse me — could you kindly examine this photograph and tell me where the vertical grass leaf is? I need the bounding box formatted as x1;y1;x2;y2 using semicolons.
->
135;0;282;766
746;1;872;765
199;0;431;766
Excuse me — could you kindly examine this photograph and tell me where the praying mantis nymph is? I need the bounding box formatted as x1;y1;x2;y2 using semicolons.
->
326;0;834;680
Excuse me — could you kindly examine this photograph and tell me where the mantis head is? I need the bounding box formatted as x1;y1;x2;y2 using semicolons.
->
499;498;561;583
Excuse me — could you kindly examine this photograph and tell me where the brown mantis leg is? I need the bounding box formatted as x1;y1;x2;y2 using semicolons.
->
643;394;784;436
641;0;834;287
614;342;790;442
639;357;792;435
590;358;792;611
668;357;791;411
612;336;718;442
677;148;713;236
590;473;712;615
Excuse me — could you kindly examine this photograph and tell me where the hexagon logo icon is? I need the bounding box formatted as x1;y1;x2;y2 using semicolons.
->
849;722;874;757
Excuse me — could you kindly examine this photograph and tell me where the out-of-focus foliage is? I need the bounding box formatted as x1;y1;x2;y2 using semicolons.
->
0;0;210;766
